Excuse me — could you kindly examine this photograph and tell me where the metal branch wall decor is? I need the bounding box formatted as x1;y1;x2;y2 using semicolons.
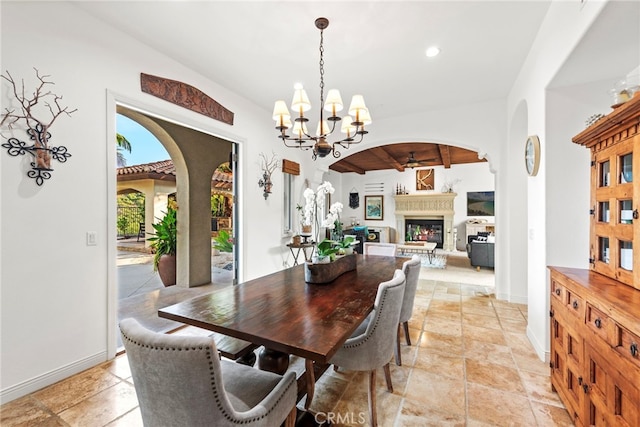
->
1;69;76;185
258;152;279;200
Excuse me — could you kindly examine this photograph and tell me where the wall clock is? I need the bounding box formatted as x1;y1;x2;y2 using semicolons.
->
525;135;541;176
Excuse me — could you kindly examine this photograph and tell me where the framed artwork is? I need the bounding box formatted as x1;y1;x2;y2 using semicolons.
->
467;191;495;216
416;169;434;190
364;195;384;220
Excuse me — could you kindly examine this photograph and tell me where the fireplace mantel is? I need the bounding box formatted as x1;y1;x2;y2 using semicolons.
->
394;193;456;250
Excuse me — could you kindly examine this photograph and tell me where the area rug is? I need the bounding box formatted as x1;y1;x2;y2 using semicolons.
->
421;253;447;268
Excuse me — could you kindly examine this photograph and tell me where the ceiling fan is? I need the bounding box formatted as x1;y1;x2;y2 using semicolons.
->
402;152;435;168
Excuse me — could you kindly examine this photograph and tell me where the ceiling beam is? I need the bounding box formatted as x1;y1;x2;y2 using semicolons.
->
330;159;366;175
438;145;452;169
370;146;405;172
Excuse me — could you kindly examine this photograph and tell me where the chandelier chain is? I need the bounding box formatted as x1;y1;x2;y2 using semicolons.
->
319;28;325;109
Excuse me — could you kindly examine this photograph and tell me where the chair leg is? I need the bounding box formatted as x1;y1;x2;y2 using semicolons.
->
368;369;378;427
394;323;402;366
403;321;411;346
383;362;393;393
285;406;297;427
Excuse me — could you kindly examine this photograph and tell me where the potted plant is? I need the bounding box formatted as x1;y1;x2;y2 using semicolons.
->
315;239;339;263
213;229;233;253
335;236;355;255
147;208;177;287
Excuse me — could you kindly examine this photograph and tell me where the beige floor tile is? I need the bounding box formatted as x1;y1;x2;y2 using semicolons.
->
519;370;563;406
413;294;432;308
404;325;422;345
331;375;401;427
530;400;574;426
105;408;143;427
414;347;465;380
460;303;497;317
397;397;466;426
462;323;507;346
465;358;526;395
0;396;61;427
423;316;463;337
58;382;138;427
432;292;462;302
499;316;528;333
396;340;420;367
102;355;132;381
467;382;537;426
404;369;466;415
463;338;516;368
512;349;549;376
33;366;122;414
408;307;428;325
494;305;526;320
378;364;411;395
462;312;502;330
306;373;350;414
428;300;461;312
425;310;462;323
418;330;464;355
504;331;536;354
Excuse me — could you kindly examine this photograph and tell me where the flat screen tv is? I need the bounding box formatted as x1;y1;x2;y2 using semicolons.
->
467;191;494;216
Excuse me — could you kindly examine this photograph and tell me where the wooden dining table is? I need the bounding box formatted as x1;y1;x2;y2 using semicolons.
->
158;254;405;410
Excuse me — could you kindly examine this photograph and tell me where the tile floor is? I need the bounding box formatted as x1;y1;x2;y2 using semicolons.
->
0;276;574;426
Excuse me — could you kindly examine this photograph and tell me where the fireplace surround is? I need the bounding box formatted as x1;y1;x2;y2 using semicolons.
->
394;193;456;251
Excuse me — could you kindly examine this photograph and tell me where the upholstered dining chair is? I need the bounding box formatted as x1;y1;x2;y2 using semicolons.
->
395;254;422;366
363;242;398;256
119;318;297;427
329;269;406;427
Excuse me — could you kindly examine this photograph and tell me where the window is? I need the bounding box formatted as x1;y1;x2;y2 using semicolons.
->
282;159;300;235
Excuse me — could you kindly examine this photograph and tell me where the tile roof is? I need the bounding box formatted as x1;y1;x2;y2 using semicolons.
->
117;159;232;190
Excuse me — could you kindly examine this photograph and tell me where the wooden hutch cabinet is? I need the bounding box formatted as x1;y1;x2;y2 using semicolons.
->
548;93;640;427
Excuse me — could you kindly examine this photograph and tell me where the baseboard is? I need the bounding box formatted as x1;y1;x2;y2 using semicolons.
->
526;325;549;363
0;351;107;405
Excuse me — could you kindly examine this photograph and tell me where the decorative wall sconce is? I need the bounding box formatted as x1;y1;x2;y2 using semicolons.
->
1;69;76;185
258;152;279;199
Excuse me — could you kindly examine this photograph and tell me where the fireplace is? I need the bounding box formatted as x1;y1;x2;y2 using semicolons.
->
394;193;456;251
405;219;444;248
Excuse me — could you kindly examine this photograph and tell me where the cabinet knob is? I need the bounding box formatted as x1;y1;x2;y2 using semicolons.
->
633;209;639;220
572;300;579;310
582;384;590;394
578;376;583;385
555;288;561;296
594;318;602;328
631;343;638;357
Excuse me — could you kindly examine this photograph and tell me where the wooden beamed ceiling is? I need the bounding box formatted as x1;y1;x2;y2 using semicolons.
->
329;142;486;174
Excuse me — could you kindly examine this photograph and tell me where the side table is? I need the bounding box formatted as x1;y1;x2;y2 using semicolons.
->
286;242;315;265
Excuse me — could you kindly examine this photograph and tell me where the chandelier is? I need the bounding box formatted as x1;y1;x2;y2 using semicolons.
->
272;17;371;160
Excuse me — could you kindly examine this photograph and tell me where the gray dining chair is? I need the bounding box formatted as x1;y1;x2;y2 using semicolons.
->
329;269;406;427
119;318;297;427
395;254;422;366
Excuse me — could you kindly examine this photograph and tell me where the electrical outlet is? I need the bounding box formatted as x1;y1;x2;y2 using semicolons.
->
86;231;97;246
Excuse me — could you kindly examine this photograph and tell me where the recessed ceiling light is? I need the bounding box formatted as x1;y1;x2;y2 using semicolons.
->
425;46;441;58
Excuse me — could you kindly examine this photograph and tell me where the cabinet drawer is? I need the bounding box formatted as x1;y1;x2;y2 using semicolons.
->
615;325;640;370
551;279;565;303
566;290;584;319
585;304;612;344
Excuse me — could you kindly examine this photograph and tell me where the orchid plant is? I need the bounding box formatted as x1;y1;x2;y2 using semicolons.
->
302;181;345;246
